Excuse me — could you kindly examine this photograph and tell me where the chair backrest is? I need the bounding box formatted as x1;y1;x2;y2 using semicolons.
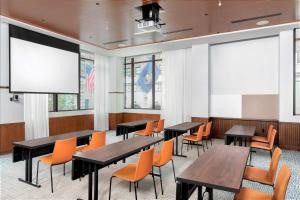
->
144;121;154;136
134;148;154;181
52;137;77;164
158;138;174;165
269;129;277;149
88;131;106;150
273;164;292;200
196;125;205;141
204;121;212;137
156;119;165;132
267;147;282;183
267;124;274;141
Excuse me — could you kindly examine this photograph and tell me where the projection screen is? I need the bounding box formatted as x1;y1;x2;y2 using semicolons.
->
9;25;79;94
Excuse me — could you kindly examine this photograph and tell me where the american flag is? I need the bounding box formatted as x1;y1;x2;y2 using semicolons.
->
86;64;95;92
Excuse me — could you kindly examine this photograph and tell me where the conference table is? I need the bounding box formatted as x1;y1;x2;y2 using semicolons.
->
164;122;202;157
224;125;256;146
12;130;94;187
176;145;250;200
72;136;163;200
116;119;158;140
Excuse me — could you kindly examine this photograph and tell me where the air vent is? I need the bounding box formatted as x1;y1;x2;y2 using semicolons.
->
163;28;193;35
231;13;282;24
103;39;128;45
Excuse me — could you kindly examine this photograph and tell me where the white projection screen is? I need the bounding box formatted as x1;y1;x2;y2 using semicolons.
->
9;25;79;94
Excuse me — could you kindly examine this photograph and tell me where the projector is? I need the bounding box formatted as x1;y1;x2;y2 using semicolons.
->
135;2;165;34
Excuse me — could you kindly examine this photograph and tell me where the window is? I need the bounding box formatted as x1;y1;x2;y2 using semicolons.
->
125;53;162;109
294;28;300;114
49;52;95;111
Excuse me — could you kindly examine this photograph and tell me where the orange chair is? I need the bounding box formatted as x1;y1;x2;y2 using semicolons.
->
244;147;282;187
153;119;165;137
234;164;292;200
250;129;277;163
134;121;154;137
36;137;77;193
252;124;274;143
153;138;176;195
202;121;213;149
77;131;106;152
109;148;157;200
181;125;205;157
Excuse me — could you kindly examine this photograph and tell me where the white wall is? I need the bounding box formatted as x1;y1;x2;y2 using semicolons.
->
279;30;300;122
210;37;279;118
191;44;209;117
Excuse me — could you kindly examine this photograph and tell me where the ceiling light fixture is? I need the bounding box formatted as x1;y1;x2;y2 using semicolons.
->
256;20;270;26
218;0;222;7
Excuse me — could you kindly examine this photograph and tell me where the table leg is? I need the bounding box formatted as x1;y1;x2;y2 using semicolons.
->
176;181;189;200
206;187;213;200
239;137;242;146
244;138;247;146
174;132;187;158
122;127;125;140
197;186;203;200
234;137;237;146
225;135;228;145
94;165;98;200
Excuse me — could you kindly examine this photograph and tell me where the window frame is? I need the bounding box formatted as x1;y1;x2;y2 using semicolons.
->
124;53;162;110
49;57;95;112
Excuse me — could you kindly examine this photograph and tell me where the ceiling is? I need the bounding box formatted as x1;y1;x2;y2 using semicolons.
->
0;0;299;50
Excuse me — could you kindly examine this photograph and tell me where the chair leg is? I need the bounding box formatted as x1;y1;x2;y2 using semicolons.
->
206;139;208;149
249;149;252;165
36;160;40;185
109;176;114;200
152;167;158;199
134;182;138;200
270;150;273;158
63;163;66;176
50;165;53;193
196;142;200;157
202;141;205;152
129;182;131;192
210;138;213;146
158;167;163;195
171;159;176;182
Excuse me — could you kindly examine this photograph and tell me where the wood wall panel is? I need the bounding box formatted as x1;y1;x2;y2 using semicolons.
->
0;122;25;154
191;117;210;124
49;114;94;136
279;122;300;151
108;112;161;130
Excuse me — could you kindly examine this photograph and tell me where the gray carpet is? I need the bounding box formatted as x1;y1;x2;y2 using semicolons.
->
0;131;299;200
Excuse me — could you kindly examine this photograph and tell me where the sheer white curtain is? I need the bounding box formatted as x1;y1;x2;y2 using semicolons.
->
24;94;49;140
94;54;109;130
161;48;192;127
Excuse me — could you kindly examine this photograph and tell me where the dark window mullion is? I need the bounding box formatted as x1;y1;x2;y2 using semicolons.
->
131;58;134;108
152;55;155;109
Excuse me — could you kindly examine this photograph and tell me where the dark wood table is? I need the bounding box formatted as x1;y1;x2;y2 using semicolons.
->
176;145;250;200
224;125;256;146
72;136;163;200
164;122;202;157
116;119;157;140
12;130;94;187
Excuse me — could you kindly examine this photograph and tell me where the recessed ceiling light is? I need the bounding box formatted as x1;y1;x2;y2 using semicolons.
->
96;2;100;6
256;20;270;26
204;13;208;16
218;0;222;7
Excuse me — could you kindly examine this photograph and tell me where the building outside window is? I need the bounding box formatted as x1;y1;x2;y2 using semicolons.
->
125;53;162;110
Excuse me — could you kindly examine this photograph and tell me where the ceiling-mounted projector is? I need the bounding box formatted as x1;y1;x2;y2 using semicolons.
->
135;2;165;34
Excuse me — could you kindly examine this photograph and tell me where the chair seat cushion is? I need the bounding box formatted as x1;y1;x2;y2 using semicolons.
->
39;155;53;165
251;141;271;150
234;187;272;200
252;136;268;143
112;164;137;182
183;135;198;142
243;166;273;185
134;129;148;136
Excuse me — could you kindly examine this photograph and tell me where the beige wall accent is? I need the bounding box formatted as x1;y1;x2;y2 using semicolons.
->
242;95;278;120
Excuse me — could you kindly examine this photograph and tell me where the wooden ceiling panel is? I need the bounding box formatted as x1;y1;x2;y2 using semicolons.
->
0;0;298;49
